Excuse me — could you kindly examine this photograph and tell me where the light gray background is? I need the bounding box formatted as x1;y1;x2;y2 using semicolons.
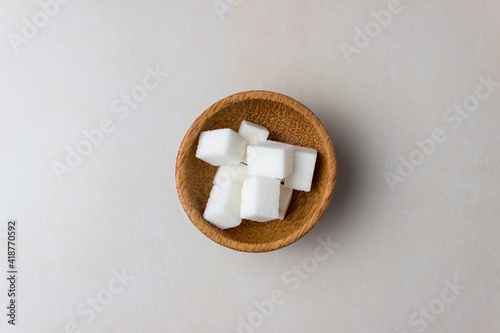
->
1;1;499;332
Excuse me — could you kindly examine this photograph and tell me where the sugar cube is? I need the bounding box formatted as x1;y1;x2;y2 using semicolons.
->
240;176;280;222
203;180;242;229
284;146;317;192
213;163;250;185
278;185;293;219
195;129;246;166
246;141;294;179
238;120;269;145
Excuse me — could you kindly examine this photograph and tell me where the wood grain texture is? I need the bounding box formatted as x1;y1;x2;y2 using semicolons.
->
175;91;336;252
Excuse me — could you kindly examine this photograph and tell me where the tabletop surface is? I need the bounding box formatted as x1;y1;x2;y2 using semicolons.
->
1;1;499;332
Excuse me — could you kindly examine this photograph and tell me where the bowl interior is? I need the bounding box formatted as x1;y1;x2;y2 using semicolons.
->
176;92;336;252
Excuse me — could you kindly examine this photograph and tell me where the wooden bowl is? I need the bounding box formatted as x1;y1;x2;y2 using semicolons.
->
175;91;336;252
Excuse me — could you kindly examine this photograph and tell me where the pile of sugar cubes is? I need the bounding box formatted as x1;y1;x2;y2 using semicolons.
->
195;120;317;229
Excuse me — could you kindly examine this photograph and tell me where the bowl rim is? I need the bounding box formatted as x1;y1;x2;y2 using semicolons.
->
175;90;336;252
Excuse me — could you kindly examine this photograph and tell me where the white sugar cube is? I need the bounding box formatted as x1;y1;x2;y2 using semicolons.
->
195;129;246;166
266;140;291;147
241;176;280;222
278;185;293;219
213;163;250;185
246;141;294;179
203;180;242;229
284;146;317;192
238;120;269;145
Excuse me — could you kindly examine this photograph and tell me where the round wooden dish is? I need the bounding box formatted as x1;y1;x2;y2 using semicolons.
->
175;91;336;252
